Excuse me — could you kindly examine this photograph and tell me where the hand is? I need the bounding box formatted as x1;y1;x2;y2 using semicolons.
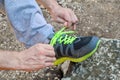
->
17;43;56;71
50;6;78;30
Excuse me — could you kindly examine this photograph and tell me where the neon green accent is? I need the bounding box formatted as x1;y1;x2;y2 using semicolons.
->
53;40;101;66
50;27;76;46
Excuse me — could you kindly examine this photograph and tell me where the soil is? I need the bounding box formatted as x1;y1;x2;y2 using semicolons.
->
0;0;120;80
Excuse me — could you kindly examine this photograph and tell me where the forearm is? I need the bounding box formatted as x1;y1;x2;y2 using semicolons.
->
37;0;60;12
0;50;20;70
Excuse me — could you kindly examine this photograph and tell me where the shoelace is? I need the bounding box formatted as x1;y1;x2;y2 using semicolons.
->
50;27;77;46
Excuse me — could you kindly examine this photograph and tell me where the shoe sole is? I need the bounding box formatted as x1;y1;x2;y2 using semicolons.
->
53;40;101;66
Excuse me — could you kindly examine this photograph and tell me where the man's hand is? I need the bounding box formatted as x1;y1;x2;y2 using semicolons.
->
18;43;56;71
0;43;56;71
37;0;78;30
50;6;78;30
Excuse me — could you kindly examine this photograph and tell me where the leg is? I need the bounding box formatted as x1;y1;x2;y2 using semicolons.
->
4;0;54;48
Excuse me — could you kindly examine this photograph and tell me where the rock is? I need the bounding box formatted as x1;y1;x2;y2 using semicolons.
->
62;38;120;80
0;34;119;80
61;61;71;76
0;0;120;80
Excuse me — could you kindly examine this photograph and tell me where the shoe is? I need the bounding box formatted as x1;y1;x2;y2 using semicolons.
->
50;27;100;65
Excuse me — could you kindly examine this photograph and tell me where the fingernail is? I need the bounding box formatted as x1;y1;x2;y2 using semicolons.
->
64;22;67;27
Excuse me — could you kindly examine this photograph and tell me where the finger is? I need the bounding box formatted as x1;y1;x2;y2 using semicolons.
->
69;12;77;30
74;15;78;22
52;17;66;23
73;24;76;30
67;22;72;28
63;12;71;23
36;44;54;50
44;51;56;57
42;44;54;50
45;62;54;67
71;11;78;23
69;12;76;23
64;22;69;28
45;57;56;62
64;22;74;30
64;13;74;28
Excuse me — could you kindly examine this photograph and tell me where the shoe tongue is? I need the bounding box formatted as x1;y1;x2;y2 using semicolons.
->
73;37;83;50
73;37;92;50
74;37;81;43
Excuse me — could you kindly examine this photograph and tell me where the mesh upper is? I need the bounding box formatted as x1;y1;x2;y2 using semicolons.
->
53;35;95;58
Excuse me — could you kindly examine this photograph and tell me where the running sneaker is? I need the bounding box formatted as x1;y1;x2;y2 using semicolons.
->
50;27;100;65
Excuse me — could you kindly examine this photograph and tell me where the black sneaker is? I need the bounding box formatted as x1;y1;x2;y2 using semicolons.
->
50;27;100;65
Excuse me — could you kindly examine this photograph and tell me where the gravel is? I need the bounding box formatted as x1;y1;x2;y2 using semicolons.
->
0;0;120;80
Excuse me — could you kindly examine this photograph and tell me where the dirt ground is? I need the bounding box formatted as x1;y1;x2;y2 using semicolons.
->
48;0;120;39
0;0;120;80
0;0;120;50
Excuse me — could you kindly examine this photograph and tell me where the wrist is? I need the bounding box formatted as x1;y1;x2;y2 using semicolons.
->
37;0;60;13
0;51;21;70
